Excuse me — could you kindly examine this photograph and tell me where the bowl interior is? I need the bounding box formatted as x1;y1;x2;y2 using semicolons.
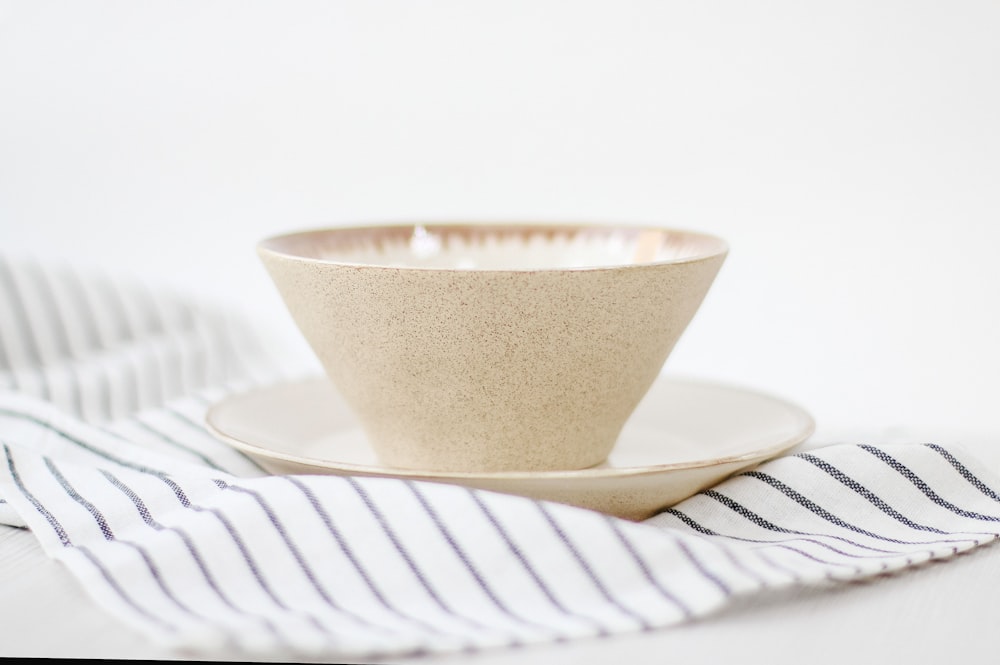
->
259;224;727;271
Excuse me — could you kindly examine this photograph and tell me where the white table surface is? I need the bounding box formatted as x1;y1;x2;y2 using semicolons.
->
2;1;998;662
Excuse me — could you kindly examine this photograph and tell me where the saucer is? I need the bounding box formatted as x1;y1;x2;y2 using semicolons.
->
205;375;814;521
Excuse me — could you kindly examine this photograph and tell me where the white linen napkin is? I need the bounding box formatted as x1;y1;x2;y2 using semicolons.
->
1;255;998;660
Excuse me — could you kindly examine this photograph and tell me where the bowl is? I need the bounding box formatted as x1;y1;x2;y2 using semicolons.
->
257;222;727;473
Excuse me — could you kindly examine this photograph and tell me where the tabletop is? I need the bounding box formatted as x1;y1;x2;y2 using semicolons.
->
1;1;998;662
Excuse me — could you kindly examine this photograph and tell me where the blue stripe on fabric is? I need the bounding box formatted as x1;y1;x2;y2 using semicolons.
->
467;489;610;637
60;266;114;420
0;406;173;476
70;467;233;642
104;278;169;406
114;417;229;472
926;444;1000;504
0;256;50;399
76;545;180;633
161;405;268;474
664;506;901;572
25;260;85;418
861;445;1000;524
215;479;408;641
347;477;507;639
738;470;977;549
44;457;115;540
284;477;470;654
535;503;653;631
4;448;178;632
3;443;71;546
78;272;141;415
663;507;805;582
107;470;305;648
603;516;692;618
792;456;987;542
668;533;733;596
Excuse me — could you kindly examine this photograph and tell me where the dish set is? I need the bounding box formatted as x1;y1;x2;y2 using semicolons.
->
206;223;814;519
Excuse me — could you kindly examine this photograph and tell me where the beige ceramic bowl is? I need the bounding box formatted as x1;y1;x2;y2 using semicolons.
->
258;223;727;473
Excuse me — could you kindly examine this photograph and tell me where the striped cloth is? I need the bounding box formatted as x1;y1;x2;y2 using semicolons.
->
1;255;999;660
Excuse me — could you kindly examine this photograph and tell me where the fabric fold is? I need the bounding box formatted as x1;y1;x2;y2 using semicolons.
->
2;415;998;659
1;255;998;660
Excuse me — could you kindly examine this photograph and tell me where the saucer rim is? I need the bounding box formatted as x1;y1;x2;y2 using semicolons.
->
205;375;815;481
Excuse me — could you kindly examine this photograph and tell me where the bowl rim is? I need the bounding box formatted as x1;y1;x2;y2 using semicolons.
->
256;221;729;273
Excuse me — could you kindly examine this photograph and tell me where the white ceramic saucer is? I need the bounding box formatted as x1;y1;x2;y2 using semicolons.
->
205;375;814;521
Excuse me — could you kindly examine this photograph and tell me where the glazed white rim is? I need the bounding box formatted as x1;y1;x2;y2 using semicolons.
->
205;375;815;481
256;222;729;273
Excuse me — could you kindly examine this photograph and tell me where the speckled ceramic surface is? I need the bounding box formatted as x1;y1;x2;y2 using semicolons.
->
205;375;814;521
257;223;728;473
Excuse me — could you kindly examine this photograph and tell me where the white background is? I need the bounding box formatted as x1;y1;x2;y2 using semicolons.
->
3;1;998;442
2;2;1000;662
